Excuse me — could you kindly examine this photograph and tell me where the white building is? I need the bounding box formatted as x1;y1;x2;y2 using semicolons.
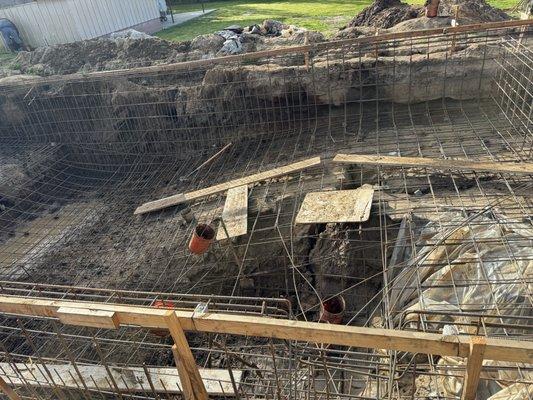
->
0;0;163;48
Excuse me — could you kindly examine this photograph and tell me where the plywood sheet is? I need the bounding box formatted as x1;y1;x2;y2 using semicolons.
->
217;185;248;240
0;363;242;396
135;157;321;215
295;185;374;224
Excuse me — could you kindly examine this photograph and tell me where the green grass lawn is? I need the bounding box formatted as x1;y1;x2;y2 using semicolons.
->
157;0;518;42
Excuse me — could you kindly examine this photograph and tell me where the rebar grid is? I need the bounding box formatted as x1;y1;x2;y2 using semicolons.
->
0;23;532;399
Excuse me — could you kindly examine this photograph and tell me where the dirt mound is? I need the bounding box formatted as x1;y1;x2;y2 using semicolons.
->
346;0;509;29
438;0;509;22
7;22;325;77
13;36;191;76
347;0;422;29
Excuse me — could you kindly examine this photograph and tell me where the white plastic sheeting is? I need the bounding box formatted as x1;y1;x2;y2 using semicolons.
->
389;211;532;399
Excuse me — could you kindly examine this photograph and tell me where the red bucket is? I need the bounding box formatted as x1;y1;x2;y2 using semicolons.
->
189;224;215;255
319;295;346;324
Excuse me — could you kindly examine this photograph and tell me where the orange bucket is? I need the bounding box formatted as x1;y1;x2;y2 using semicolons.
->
319;295;345;324
189;224;215;255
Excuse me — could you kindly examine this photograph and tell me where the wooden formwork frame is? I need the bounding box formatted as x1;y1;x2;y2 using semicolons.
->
0;295;531;400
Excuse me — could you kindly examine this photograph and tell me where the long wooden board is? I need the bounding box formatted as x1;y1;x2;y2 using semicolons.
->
0;363;241;395
295;185;374;224
134;157;321;215
0;296;531;364
216;185;248;240
380;193;530;221
333;154;533;175
57;307;119;329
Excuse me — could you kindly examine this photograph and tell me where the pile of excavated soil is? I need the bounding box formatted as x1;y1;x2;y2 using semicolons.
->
13;36;192;76
345;0;509;30
4;20;325;77
347;0;422;29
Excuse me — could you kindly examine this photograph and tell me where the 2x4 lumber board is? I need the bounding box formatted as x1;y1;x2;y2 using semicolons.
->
0;296;531;364
295;185;374;224
165;312;208;400
333;154;533;175
0;363;241;395
0;376;21;400
134;157;321;215
57;307;119;329
461;337;487;400
217;185;248;240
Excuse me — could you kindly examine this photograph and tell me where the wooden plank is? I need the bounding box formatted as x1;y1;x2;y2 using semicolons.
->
333;153;533;175
172;345;195;400
461;337;487;400
0;363;241;395
165;312;208;400
381;192;530;221
0;376;21;400
216;185;248;240
295;185;374;224
57;307;119;329
0;296;531;364
134;157;321;215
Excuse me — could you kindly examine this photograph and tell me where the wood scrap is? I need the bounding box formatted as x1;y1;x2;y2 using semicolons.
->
216;185;248;240
295;184;374;224
333;153;533;175
134;157;321;215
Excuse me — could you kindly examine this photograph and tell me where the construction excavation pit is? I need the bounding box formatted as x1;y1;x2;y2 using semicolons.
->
0;20;532;400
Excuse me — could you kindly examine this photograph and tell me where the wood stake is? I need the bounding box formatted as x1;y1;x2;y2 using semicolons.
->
0;376;21;400
304;31;310;71
461;336;486;400
165;311;208;400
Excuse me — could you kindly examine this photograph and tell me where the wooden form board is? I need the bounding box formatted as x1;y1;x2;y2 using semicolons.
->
381;193;530;221
0;363;241;395
134;157;321;215
0;296;531;364
216;185;248;240
0;376;20;400
461;337;487;400
165;311;208;400
295;185;374;224
57;307;119;329
333;154;533;175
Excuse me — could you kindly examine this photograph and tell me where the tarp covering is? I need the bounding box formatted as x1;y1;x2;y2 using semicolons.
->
386;211;532;398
